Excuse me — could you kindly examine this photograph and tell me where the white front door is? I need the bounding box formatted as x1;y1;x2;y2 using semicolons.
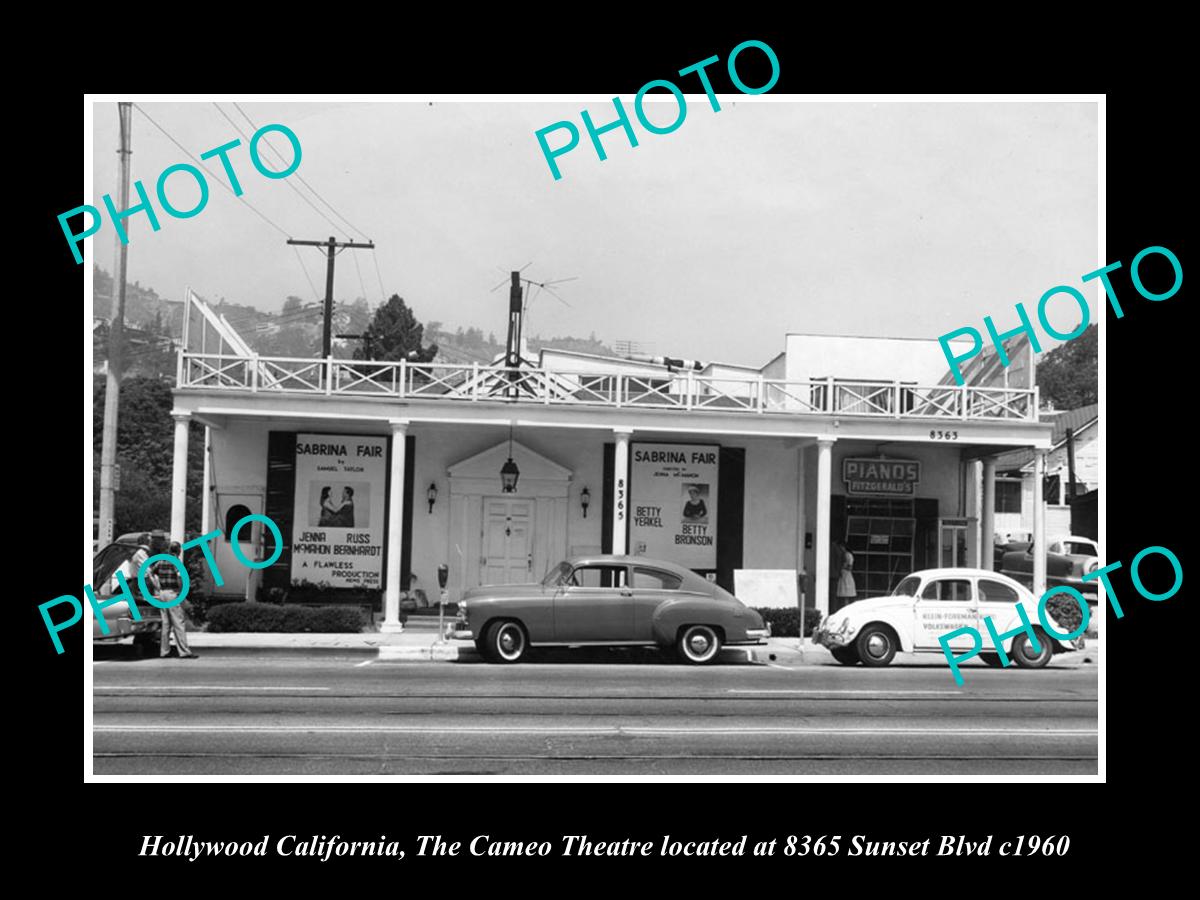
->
481;498;534;585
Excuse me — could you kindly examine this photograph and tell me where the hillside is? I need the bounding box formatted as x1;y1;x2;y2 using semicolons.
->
92;267;613;369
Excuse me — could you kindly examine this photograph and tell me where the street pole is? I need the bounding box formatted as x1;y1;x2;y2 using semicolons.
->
1065;427;1077;503
287;236;375;357
98;101;132;547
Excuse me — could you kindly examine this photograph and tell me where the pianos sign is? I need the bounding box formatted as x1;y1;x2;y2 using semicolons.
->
843;458;921;497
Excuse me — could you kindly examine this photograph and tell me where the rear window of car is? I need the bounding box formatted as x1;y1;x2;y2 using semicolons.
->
978;579;1020;604
1062;542;1095;555
632;568;682;590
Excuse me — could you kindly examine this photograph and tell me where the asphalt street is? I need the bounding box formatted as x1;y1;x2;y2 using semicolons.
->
92;652;1098;775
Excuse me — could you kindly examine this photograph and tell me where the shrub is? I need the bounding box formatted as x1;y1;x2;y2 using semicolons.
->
1044;593;1087;635
207;602;365;633
753;607;819;638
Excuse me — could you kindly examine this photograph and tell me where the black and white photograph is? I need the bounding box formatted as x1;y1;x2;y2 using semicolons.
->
75;94;1116;783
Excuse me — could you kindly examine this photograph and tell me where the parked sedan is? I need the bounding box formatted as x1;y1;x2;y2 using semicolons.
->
92;531;165;656
813;568;1084;668
998;534;1100;599
447;555;770;664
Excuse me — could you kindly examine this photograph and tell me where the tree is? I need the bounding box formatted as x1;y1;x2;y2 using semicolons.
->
93;375;204;536
1036;324;1097;410
354;295;438;362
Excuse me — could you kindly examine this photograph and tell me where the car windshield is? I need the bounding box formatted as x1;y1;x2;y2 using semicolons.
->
1063;541;1095;555
891;575;921;597
541;561;572;587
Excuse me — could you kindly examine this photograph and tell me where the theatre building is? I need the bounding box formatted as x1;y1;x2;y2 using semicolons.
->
167;291;1055;628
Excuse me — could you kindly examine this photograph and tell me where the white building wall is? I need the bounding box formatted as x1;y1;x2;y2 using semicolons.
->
741;442;800;569
784;334;975;384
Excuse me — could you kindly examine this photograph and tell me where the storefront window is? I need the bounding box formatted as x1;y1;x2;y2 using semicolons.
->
845;499;915;597
995;480;1022;513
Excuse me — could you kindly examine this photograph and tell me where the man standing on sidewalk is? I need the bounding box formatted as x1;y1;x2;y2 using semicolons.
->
152;539;199;659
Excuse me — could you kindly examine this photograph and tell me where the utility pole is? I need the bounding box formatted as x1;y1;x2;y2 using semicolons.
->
1065;427;1077;503
97;101;132;547
287;236;374;357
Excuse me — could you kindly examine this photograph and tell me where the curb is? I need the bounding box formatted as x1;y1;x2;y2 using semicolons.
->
378;642;478;662
375;644;762;663
185;644;378;658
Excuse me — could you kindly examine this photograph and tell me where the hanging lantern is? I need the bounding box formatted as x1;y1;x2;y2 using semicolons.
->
500;424;520;492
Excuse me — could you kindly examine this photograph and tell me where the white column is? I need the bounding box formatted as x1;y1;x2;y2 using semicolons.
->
200;426;212;533
981;458;996;570
169;413;190;544
1032;449;1047;598
612;429;632;555
795;445;807;602
814;438;834;617
382;419;409;633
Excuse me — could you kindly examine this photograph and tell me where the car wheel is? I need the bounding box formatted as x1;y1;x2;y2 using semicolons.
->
1012;629;1053;668
676;625;722;665
855;624;897;667
484;620;528;664
830;646;860;666
980;652;1005;667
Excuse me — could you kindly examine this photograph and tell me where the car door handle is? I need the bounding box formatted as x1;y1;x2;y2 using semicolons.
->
619;590;633;597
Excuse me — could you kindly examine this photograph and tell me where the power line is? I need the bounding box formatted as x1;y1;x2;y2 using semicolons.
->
212;102;352;241
132;103;291;239
352;250;368;302
233;102;371;241
293;246;322;300
372;252;388;303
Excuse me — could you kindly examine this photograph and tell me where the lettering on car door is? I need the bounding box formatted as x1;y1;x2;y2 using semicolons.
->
915;577;978;649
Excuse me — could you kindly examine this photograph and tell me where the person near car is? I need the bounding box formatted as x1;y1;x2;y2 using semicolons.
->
151;540;198;659
837;543;858;604
829;539;846;611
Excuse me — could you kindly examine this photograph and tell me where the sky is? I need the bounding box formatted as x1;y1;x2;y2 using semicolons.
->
89;99;1098;368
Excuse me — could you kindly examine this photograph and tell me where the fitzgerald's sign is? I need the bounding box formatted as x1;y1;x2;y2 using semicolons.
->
630;442;719;568
291;433;388;588
843;457;921;497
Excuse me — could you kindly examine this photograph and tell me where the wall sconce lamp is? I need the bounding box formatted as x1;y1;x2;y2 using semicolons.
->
427;482;438;513
580;487;591;518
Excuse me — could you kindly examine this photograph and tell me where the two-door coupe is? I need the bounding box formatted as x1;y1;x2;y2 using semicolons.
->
813;567;1085;668
997;534;1100;600
447;555;770;664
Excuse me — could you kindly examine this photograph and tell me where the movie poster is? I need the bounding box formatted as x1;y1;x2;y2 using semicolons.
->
629;442;719;569
291;433;388;589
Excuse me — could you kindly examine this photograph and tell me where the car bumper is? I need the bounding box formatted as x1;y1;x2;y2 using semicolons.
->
445;623;473;641
813;628;853;649
93;617;161;642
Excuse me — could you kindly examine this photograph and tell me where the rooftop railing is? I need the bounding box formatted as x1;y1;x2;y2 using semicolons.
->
177;352;1038;421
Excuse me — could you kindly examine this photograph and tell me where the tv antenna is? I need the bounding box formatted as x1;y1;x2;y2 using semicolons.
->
488;265;579;368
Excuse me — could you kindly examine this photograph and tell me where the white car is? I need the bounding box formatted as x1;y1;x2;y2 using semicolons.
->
813;568;1085;668
1048;535;1099;557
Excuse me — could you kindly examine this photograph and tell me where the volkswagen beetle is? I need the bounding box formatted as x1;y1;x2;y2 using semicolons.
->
447;555;770;664
813;567;1085;668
